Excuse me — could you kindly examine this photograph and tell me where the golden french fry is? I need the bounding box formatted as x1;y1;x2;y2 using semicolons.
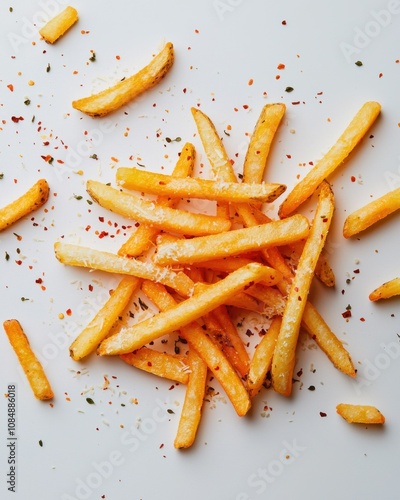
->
248;316;281;398
116;167;286;204
243;103;286;185
343;186;400;238
118;142;195;257
98;262;276;356
39;6;78;43
120;347;190;385
87;180;231;236
155;214;309;266
72;42;174;117
54;241;194;297
369;277;400;301
70;277;140;361
174;349;208;448
0;179;49;232
302;301;355;377
336;404;385;424
141;280;251;416
279;101;381;218
272;182;335;396
3;320;54;400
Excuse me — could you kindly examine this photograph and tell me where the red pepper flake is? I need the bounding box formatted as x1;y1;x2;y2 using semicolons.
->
353;269;360;274
116;55;121;60
7;84;14;92
319;411;327;417
159;443;164;449
282;20;287;25
243;104;249;110
291;101;300;105
248;78;254;86
11;116;24;123
35;278;43;284
277;63;285;70
350;175;356;182
15;260;22;266
379;72;383;78
66;308;72;316
98;231;108;239
360;317;366;322
342;310;352;319
99;216;104;223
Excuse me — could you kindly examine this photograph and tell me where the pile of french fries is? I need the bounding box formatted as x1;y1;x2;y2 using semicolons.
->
3;8;396;446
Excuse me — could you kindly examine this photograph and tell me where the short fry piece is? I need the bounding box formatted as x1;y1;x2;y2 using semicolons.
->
248;316;281;398
54;242;194;297
98;263;276;355
87;180;231;236
3;320;54;400
343;186;400;238
279;101;381;218
336;404;385;424
72;42;174;116
141;280;251;417
120;347;190;385
154;214;310;265
116;167;286;204
272;182;335;396
0;179;49;231
174;349;208;448
39;6;78;43
70;277;140;361
243;103;286;184
369;277;400;301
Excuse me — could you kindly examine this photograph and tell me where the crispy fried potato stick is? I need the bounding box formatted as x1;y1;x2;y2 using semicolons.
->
248;316;281;398
116;167;286;203
72;42;174;116
0;179;49;231
118;142;195;257
272;182;335;396
140;280;251;416
98;263;275;356
369;277;400;301
279;101;381;218
39;6;78;43
120;347;190;384
174;349;208;448
3;320;54;400
243;103;286;185
87;180;231;236
343;186;400;238
54;242;194;297
336;404;385;424
70;277;140;361
154;214;309;265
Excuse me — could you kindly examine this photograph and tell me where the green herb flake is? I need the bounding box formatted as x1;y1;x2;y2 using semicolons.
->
285;86;294;93
39;440;43;447
89;52;96;62
5;251;10;261
89;154;98;160
46;63;51;73
137;162;146;168
355;60;363;67
0;173;4;179
9;7;13;12
165;137;182;143
86;199;93;205
167;409;175;414
21;297;29;302
24;98;31;106
86;397;95;405
138;297;148;311
73;194;83;200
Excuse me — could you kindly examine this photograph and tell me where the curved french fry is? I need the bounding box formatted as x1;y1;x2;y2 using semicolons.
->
369;277;400;301
72;42;174;116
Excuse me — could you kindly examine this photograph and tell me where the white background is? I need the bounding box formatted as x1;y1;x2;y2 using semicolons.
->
1;1;400;499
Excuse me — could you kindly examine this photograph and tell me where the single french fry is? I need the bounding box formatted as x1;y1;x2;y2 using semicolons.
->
54;241;194;297
120;347;190;384
302;301;355;377
204;305;250;378
116;167;286;204
141;280;251;416
336;404;385;424
98;262;276;356
369;277;400;301
272;182;335;396
39;6;78;43
87;180;231;236
279;101;381;218
154;214;309;265
174;349;208;448
248;316;281;398
72;42;174;117
343;186;400;238
0;179;49;232
3;320;54;400
70;277;140;361
243;103;286;185
118;142;195;257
